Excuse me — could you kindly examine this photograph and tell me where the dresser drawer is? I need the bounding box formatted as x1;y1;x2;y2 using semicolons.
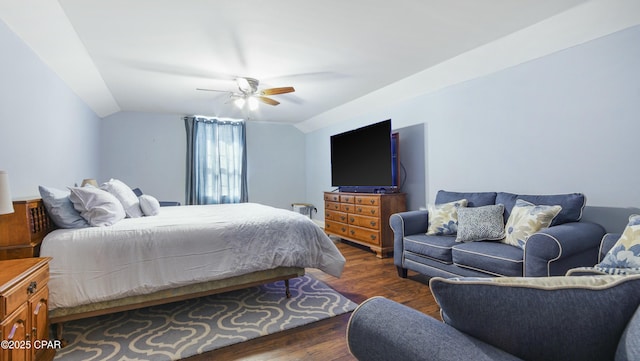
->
324;193;340;202
348;225;381;245
325;201;341;211
348;214;380;230
355;195;380;206
340;194;355;204
325;210;348;223
2;266;48;319
354;204;380;217
340;203;355;213
325;220;349;237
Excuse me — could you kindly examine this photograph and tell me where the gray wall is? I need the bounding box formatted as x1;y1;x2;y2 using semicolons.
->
99;113;306;210
99;112;185;204
305;25;640;233
0;19;101;197
245;122;306;210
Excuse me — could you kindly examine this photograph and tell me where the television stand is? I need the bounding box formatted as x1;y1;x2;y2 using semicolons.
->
323;191;406;258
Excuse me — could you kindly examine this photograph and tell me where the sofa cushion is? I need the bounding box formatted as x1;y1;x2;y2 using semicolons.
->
502;199;562;249
435;190;497;208
456;204;505;242
496;192;585;226
430;274;640;361
426;199;468;236
596;215;640;273
404;234;456;263
451;242;523;277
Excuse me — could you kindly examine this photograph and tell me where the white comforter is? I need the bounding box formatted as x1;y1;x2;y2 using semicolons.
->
40;203;345;310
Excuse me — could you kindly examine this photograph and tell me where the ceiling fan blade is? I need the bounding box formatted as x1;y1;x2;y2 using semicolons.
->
196;88;230;93
257;96;280;106
260;87;295;96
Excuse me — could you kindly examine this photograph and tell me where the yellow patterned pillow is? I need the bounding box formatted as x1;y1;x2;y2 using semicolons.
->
502;199;561;249
597;214;640;271
426;199;468;236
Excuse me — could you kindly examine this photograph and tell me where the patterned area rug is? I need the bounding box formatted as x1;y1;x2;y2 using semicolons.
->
54;275;356;361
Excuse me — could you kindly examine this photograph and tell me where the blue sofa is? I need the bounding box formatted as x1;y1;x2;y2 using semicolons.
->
391;190;606;278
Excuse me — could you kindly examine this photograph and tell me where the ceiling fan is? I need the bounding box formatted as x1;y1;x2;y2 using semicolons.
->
197;77;295;110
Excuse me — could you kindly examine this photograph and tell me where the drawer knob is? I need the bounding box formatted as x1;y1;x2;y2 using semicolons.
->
350;218;355;223
341;227;347;232
370;200;375;204
27;281;37;294
350;230;355;235
370;235;377;240
370;221;377;227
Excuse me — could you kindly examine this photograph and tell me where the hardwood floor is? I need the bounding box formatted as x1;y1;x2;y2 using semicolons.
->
186;240;441;361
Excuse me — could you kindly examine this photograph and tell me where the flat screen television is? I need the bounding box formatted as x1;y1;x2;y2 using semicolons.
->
330;119;399;193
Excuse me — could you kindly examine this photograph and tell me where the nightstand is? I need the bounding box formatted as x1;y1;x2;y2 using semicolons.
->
0;257;55;361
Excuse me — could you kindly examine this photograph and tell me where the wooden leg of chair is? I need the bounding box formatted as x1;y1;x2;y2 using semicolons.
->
285;279;291;298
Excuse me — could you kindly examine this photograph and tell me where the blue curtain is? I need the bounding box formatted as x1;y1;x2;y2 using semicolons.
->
185;116;248;205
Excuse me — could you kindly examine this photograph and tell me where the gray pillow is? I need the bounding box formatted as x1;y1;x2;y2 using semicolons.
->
38;186;89;229
69;186;125;227
455;204;505;242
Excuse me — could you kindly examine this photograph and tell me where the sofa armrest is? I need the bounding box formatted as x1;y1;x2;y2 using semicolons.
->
524;221;606;276
391;211;429;272
347;297;522;361
599;233;622;261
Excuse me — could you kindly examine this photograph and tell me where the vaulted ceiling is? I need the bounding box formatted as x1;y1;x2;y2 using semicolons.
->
0;0;627;128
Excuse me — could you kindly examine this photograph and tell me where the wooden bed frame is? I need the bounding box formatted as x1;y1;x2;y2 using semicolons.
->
4;198;305;334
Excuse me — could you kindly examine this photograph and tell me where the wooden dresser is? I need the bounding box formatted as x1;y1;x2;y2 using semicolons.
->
0;257;55;361
0;199;55;261
324;192;406;258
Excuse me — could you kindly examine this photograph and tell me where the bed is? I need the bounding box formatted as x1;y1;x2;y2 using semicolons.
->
22;199;345;331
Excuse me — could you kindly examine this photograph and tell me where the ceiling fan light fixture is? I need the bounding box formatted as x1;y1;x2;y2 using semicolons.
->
236;77;250;91
248;97;259;110
233;97;246;109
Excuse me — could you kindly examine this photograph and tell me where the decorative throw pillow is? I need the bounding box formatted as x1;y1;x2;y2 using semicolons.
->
502;199;561;249
429;274;640;361
139;194;161;216
455;204;505;242
69;186;126;227
100;179;143;218
38;185;89;229
426;199;468;236
597;214;640;272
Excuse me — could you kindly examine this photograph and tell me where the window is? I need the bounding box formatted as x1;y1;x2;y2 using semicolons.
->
185;116;248;204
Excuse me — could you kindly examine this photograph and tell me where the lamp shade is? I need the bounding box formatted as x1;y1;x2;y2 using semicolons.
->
81;178;98;187
0;170;14;215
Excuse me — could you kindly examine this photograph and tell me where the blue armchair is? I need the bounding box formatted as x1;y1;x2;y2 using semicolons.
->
347;274;640;361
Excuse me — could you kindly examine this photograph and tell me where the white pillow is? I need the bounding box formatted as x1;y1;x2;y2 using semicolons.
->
139;194;161;216
100;179;143;218
68;186;126;227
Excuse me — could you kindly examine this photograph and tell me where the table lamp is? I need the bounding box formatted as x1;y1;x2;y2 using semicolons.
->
81;178;98;187
0;170;14;215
